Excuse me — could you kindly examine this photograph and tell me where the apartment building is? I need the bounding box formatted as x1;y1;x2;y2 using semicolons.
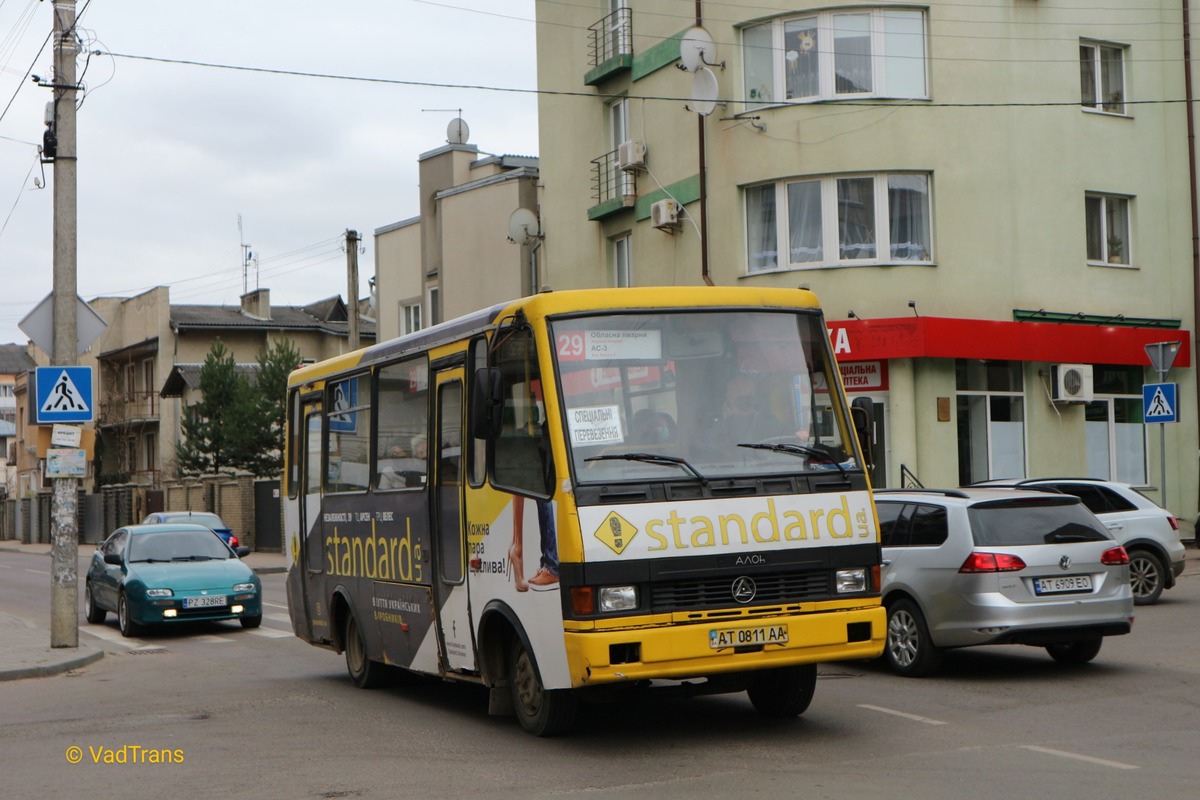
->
534;1;1197;516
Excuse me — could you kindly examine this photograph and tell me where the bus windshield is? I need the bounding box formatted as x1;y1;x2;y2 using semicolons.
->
552;309;855;484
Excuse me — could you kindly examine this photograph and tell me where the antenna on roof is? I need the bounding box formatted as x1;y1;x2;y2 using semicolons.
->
238;213;258;293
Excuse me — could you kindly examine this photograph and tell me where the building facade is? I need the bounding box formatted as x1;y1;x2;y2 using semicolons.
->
374;136;540;341
533;1;1197;520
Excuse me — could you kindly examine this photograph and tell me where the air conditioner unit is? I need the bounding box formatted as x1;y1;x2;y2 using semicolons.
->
650;199;681;231
1051;363;1094;403
618;139;647;171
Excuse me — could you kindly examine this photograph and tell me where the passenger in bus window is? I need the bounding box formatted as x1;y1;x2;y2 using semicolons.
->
632;409;675;445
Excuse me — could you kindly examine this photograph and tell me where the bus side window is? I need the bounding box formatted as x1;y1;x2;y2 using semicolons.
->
492;327;553;498
373;357;430;491
326;374;371;493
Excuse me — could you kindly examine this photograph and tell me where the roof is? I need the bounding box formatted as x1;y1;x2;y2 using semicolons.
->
160;363;261;398
0;344;35;375
170;298;374;338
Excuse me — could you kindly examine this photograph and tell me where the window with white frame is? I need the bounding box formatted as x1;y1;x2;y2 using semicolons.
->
402;302;422;335
746;172;932;271
609;97;634;201
956;360;1025;485
612;233;632;287
1085;193;1131;266
1080;41;1126;114
1085;366;1146;484
743;9;927;107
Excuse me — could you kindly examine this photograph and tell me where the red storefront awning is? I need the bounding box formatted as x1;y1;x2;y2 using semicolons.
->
826;317;1192;367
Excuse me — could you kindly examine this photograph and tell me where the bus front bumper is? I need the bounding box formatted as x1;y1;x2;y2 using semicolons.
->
564;605;885;687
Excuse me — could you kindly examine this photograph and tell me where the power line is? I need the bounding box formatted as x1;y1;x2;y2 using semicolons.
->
94;50;1200;109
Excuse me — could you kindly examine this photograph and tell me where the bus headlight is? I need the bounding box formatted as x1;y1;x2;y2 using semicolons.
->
836;568;868;593
599;585;638;613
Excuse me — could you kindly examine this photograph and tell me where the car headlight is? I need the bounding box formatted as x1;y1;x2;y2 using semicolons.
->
835;568;867;593
598;585;638;613
145;588;174;598
232;583;257;593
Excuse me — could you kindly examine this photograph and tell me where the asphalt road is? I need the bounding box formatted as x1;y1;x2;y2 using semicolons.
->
1;547;1196;799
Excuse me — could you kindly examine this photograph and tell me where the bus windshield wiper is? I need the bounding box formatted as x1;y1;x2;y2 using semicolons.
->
737;443;848;478
585;452;708;485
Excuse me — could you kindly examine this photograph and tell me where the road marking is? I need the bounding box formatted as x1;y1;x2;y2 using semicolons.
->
857;704;948;725
1020;746;1139;770
244;627;293;639
267;612;292;623
82;626;149;649
263;601;289;610
24;568;49;575
191;634;236;644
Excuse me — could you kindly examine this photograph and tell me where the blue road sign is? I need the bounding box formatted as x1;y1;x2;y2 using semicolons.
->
328;377;358;433
35;366;94;423
1143;382;1178;423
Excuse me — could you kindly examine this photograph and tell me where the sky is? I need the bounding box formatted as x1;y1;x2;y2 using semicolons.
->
0;0;539;346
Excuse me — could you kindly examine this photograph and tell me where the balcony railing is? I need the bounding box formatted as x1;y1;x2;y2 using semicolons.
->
588;7;632;69
98;390;160;426
591;148;637;208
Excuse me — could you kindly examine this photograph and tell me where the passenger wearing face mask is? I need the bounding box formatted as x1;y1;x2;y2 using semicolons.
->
632;408;676;445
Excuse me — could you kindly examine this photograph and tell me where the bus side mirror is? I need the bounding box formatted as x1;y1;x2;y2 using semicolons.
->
471;367;505;441
851;397;875;469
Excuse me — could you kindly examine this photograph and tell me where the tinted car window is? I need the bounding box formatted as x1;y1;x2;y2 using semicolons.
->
967;498;1109;546
876;502;909;547
908;504;948;547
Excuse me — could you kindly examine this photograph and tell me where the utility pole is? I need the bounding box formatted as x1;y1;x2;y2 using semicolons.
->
50;0;80;648
346;229;360;351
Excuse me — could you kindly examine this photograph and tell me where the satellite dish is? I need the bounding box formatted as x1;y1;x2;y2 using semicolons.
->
507;207;541;246
690;68;719;116
679;27;716;73
447;117;470;144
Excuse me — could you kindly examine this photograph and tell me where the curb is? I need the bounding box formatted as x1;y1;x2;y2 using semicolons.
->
0;646;104;682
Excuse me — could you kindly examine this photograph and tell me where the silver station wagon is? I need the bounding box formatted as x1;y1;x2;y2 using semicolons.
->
874;488;1135;676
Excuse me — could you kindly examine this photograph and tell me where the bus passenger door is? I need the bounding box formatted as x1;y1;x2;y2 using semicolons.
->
432;373;475;673
299;411;331;641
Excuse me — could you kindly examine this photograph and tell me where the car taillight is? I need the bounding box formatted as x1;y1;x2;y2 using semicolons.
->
959;552;1027;573
1167;515;1179;531
230;536;239;547
1101;546;1130;565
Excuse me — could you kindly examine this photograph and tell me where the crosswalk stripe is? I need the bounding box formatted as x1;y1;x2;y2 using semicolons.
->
266;613;292;623
82;626;148;649
245;628;294;639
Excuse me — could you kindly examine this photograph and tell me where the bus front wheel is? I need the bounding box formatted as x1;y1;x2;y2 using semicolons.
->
747;664;817;717
509;636;577;737
344;612;388;689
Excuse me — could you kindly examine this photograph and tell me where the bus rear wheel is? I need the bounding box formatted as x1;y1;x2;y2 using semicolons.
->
509;636;577;737
747;664;817;718
344;612;388;689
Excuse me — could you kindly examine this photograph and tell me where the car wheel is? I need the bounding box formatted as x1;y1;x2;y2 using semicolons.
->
84;582;106;624
509;635;577;737
747;664;817;718
885;598;943;677
1128;548;1166;606
1046;637;1103;665
344;612;387;689
240;614;262;629
117;593;141;638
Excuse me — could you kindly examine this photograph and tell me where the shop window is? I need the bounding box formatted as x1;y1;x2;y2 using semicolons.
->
956;360;1025;484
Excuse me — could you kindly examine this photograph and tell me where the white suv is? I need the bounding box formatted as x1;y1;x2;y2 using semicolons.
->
972;478;1186;605
875;488;1134;677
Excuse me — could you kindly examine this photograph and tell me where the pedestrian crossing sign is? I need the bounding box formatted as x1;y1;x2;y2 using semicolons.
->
35;366;93;423
1143;382;1177;423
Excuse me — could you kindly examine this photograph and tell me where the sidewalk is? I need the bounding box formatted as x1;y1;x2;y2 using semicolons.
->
0;539;288;682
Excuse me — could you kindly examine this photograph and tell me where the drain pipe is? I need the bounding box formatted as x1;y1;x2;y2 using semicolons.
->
1185;0;1200;515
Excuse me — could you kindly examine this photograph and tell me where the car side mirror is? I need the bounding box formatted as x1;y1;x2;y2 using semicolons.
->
235;546;251;558
851;397;875;470
103;552;123;566
470;367;505;442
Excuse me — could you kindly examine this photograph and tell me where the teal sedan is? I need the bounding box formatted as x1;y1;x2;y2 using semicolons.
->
85;523;263;637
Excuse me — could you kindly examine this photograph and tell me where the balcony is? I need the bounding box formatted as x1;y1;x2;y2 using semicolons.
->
586;7;632;85
98;390;160;429
589;149;637;220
